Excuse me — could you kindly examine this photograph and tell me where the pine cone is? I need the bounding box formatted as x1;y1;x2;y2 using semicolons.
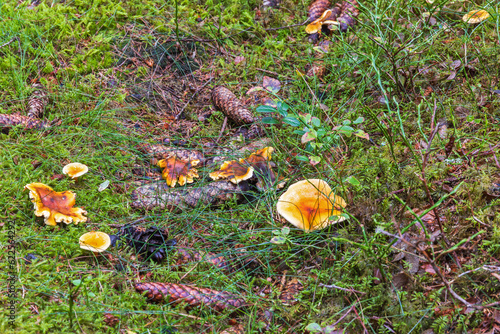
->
337;0;359;32
27;83;49;119
135;282;247;312
308;0;331;21
0;113;50;130
137;143;204;163
211;86;255;125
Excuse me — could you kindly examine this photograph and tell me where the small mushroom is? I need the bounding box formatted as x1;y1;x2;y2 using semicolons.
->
25;183;88;226
210;147;275;186
79;231;111;253
305;9;333;34
276;179;347;232
462;9;490;24
209;160;254;184
157;156;200;187
63;163;89;180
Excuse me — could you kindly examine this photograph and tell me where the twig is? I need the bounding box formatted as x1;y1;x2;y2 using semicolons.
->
331;305;356;328
256;68;293;80
216;117;227;143
175;78;213;120
0;37;17;49
319;283;366;295
490;144;500;169
265;20;309;31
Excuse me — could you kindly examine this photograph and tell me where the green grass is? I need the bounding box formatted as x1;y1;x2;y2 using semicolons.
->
1;0;500;333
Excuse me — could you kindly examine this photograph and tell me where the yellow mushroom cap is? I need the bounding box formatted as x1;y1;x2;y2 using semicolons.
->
209;160;254;184
157;156;200;187
79;231;111;252
63;163;89;179
25;183;88;226
462;9;490;24
276;179;347;232
305;9;334;34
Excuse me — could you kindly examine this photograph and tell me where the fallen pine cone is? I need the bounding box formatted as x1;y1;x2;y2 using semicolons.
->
336;0;359;32
131;180;249;211
27;83;49;119
0;113;51;130
135;282;247;312
212;86;256;125
308;0;331;22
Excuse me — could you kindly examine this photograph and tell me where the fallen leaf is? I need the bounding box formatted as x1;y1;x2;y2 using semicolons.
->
234;56;245;65
263;76;281;94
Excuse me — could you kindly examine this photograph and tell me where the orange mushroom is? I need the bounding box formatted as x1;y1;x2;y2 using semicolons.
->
25;183;88;226
62;163;88;180
209;160;254;184
79;231;111;253
462;9;490;24
276;179;346;232
305;9;333;34
157;156;200;187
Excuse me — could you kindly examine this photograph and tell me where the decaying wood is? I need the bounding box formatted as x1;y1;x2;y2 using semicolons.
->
131;180;247;211
135;282;247;312
211;86;256;125
27;83;49;119
0;113;51;130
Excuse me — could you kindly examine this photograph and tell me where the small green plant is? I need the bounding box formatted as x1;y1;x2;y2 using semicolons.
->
257;103;368;163
270;226;291;244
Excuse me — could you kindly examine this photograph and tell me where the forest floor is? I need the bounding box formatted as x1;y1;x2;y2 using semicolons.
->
0;0;499;333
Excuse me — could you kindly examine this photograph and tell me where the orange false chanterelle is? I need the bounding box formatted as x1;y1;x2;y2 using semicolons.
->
209;147;274;184
306;9;333;34
63;163;88;179
276;179;347;232
79;231;111;253
158;156;200;187
25;183;88;226
462;9;490;24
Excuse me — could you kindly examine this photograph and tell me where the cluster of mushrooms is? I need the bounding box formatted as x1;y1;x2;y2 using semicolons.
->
25;162;111;254
26;152;348;239
149;143;348;231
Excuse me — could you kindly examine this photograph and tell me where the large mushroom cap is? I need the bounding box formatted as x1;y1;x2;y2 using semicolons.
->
276;179;347;232
79;231;111;252
63;163;88;179
25;183;88;226
462;9;490;24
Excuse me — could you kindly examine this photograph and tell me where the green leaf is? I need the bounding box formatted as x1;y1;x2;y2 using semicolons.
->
271;236;287;244
283;116;301;127
277;101;289;114
296;155;309;162
262;117;279;124
72;279;82;286
87;292;96;298
311;117;321;127
353;116;364;124
273;230;281;235
345;176;360;186
354;130;369;140
281;226;290;235
342;119;352;125
256;105;276;113
305;323;323;333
